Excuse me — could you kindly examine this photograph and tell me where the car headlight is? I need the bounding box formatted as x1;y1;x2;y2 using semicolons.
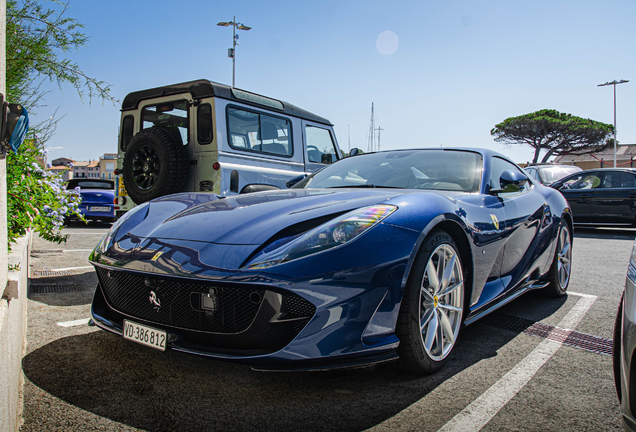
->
244;205;397;269
94;202;150;253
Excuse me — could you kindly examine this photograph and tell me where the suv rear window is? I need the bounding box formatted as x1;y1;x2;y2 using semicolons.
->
227;106;292;157
141;100;189;145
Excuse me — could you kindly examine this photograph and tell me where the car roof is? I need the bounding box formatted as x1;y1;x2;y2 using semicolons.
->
121;79;333;126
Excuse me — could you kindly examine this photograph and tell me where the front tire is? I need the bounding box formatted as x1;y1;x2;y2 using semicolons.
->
396;229;465;375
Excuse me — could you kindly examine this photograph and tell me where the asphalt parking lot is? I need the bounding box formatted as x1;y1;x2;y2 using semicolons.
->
20;223;631;431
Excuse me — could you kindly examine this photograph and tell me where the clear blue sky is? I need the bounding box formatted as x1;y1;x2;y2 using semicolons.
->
31;0;636;165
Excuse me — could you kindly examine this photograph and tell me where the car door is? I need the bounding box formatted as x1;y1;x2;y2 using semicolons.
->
489;157;551;295
555;171;602;223
590;171;636;224
302;121;339;173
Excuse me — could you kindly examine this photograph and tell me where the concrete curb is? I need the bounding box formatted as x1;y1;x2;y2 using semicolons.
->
0;230;32;432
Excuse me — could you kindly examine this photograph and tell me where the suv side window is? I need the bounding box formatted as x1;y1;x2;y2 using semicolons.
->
141;100;189;145
227;106;292;157
306;126;338;163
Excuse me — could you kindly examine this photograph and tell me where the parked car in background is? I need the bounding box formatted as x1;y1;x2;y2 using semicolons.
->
613;238;636;432
66;179;115;223
550;168;636;225
524;163;582;186
89;148;572;375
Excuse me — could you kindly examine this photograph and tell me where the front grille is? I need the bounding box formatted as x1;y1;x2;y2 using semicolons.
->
95;267;316;336
96;267;265;333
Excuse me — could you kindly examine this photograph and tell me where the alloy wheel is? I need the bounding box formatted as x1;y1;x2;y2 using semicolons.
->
420;243;464;361
132;144;160;190
557;226;572;289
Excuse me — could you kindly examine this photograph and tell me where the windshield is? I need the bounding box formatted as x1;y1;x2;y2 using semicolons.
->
539;166;581;184
295;150;482;192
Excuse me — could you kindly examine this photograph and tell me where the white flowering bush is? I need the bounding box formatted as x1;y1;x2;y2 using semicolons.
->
7;142;84;250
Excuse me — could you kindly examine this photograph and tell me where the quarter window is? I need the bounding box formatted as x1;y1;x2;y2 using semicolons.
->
141;100;189;145
306;126;338;164
227;107;292;157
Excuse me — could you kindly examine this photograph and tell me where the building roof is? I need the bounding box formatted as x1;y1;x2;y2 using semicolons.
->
554;145;636;163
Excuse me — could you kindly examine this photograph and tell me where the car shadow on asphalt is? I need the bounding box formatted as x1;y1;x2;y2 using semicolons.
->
21;291;569;432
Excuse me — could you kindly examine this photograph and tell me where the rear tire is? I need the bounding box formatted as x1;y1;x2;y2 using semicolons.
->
613;295;623;402
396;229;465;375
542;219;572;297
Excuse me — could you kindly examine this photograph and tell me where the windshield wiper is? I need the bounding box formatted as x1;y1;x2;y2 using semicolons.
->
328;184;376;188
327;184;403;189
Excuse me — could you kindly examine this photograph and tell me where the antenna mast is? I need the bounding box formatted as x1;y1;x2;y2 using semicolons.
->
367;103;375;152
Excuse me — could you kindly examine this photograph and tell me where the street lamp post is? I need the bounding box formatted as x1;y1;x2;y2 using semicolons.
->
598;79;629;167
217;16;251;88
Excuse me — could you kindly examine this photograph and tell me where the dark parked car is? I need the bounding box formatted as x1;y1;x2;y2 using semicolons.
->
524;163;582;186
551;168;636;225
66;179;115;223
613;238;636;432
89;148;572;374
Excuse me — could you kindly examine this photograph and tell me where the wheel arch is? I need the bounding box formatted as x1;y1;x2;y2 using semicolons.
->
435;219;474;315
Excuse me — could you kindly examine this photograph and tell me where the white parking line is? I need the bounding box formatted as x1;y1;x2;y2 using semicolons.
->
57;318;91;328
367;291;597;432
50;266;93;272
437;293;595;432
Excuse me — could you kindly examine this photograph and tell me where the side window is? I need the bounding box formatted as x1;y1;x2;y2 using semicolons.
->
227;107;292;157
120;115;134;151
141;100;189;145
197;104;213;144
306;126;338;163
601;172;636;189
490;157;530;195
562;172;601;190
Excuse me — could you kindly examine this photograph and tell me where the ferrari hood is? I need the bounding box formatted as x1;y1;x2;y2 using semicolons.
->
125;189;411;245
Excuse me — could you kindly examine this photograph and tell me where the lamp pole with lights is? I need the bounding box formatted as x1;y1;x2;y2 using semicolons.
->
598;79;629;167
217;16;251;87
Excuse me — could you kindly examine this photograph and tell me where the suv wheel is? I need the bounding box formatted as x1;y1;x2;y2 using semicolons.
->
122;127;187;204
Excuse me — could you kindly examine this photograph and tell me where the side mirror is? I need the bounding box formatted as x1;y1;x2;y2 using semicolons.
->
349;148;363;157
490;170;527;195
286;174;307;188
0;94;29;153
321;153;336;164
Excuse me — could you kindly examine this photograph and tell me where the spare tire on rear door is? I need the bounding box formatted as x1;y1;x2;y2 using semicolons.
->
122;127;188;204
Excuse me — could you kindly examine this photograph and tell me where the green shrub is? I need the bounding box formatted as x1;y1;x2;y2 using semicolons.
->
6;141;84;250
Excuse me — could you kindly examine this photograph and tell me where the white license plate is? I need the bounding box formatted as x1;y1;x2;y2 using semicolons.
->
123;320;167;351
89;206;111;212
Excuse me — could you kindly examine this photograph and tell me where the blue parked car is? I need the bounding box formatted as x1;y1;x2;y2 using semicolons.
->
89;148;572;374
66;179;115;224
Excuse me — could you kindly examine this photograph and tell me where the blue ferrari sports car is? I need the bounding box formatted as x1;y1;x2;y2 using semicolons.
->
89;148;572;374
